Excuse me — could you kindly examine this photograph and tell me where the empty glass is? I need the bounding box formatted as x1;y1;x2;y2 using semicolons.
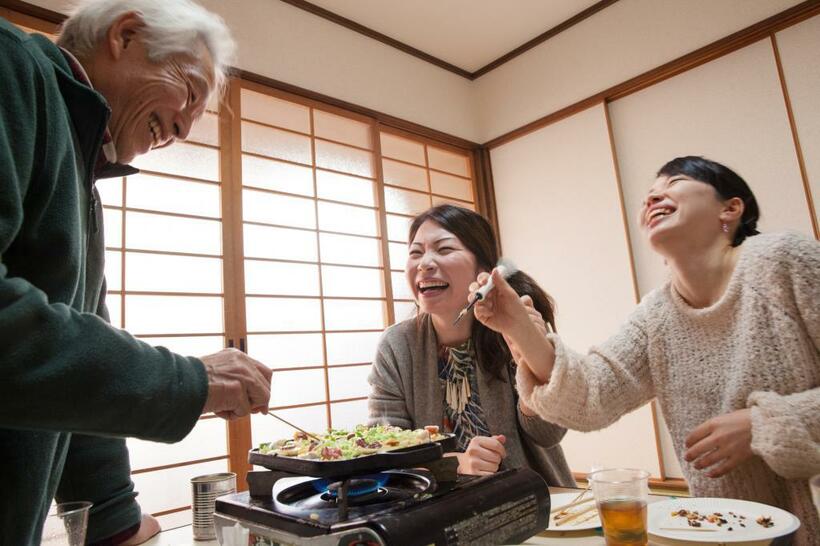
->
589;469;650;546
40;502;92;546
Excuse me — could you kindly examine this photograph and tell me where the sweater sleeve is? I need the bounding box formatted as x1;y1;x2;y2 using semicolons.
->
367;334;413;430
517;406;568;449
520;303;656;432
748;388;820;479
0;30;207;443
746;233;820;479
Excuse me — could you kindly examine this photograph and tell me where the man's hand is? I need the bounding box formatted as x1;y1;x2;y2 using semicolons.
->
200;348;272;419
684;409;753;478
454;435;507;475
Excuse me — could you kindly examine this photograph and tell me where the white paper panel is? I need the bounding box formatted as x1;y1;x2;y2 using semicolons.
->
125;212;222;256
776;14;820;230
126;253;223;294
271;368;327;407
609;40;812;296
246;333;324;369
130;458;229;516
127;418;227;471
490;103;660;477
330;398;370;430
125;295;224;335
328;364;372;400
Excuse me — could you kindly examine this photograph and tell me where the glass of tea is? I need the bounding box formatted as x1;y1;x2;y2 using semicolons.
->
589;468;650;546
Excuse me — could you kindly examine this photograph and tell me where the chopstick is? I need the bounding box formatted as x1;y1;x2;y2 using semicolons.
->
570;511;599;526
659;527;717;533
555;505;597;527
551;496;594;514
265;410;322;442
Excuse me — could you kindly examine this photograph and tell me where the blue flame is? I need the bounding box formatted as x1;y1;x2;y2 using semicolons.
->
312;473;390;498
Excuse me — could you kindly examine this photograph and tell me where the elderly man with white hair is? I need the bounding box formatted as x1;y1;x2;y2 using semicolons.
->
0;1;273;544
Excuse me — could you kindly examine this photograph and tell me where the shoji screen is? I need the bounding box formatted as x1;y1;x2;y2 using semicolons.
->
98;107;229;527
609;39;813;296
775;14;820;232
490;104;662;478
237;87;387;442
378;130;477;324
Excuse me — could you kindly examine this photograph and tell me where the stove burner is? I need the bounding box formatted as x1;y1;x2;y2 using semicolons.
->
312;474;390;499
273;470;434;522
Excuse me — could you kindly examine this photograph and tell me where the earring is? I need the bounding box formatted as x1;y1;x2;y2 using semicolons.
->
721;222;729;233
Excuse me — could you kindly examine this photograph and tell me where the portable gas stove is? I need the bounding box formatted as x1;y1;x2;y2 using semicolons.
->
213;436;551;546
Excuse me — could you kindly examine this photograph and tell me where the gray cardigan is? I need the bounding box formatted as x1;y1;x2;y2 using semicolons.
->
368;315;575;487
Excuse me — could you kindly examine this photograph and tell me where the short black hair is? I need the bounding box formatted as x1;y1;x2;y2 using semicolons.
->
657;156;760;246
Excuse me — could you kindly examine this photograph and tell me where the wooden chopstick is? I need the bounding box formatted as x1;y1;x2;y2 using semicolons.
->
266;410;322;442
555;505;597;527
658;527;718;532
551;486;592;514
570;511;599;526
551;496;594;514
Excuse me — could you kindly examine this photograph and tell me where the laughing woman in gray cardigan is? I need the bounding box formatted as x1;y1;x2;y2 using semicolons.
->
368;205;574;486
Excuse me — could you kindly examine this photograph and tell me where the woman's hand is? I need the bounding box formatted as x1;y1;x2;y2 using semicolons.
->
504;295;549;365
469;268;531;336
684;409;753;478
454;435;507;475
472;269;556;383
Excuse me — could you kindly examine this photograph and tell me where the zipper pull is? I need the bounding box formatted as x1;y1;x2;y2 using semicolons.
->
90;191;99;234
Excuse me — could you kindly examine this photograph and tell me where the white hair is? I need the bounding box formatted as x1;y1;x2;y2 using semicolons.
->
57;0;235;92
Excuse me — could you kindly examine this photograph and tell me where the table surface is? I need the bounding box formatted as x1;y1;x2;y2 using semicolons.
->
141;487;770;546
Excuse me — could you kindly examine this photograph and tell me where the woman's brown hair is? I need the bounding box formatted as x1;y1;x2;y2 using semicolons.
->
408;205;556;380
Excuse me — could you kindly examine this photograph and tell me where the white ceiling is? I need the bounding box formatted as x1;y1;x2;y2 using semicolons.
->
28;0;604;74
307;0;602;73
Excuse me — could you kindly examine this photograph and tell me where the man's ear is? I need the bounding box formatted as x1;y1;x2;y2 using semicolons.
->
719;196;744;224
105;11;144;60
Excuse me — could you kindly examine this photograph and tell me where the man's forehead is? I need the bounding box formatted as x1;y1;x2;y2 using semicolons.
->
173;42;216;89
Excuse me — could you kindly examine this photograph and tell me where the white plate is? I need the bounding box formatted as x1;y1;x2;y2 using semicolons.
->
648;497;800;543
547;492;601;531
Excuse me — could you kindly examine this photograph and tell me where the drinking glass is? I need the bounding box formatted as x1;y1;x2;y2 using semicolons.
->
40;502;92;546
589;468;649;546
810;473;820;521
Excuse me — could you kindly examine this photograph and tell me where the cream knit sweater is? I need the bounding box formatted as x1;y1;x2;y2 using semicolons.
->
519;232;819;544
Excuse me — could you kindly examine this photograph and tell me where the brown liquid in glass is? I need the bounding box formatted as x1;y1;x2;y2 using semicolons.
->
598;499;648;546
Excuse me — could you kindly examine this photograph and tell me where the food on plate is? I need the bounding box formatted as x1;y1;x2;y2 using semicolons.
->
258;424;446;461
756;516;774;528
670;508;772;531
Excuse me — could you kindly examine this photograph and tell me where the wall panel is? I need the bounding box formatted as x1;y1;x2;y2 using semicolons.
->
610;39;812;297
490;104;660;477
775;14;820;234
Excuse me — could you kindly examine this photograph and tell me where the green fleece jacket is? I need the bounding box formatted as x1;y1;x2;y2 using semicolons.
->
0;19;209;545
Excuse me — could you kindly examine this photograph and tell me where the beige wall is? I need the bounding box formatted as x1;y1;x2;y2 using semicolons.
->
490;15;820;480
474;0;803;142
490;104;661;476
610;38;813;295
776;15;820;230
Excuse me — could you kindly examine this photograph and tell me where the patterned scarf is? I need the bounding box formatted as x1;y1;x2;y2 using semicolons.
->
437;339;491;451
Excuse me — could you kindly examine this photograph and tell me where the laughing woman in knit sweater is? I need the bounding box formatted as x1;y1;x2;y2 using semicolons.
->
471;156;819;544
